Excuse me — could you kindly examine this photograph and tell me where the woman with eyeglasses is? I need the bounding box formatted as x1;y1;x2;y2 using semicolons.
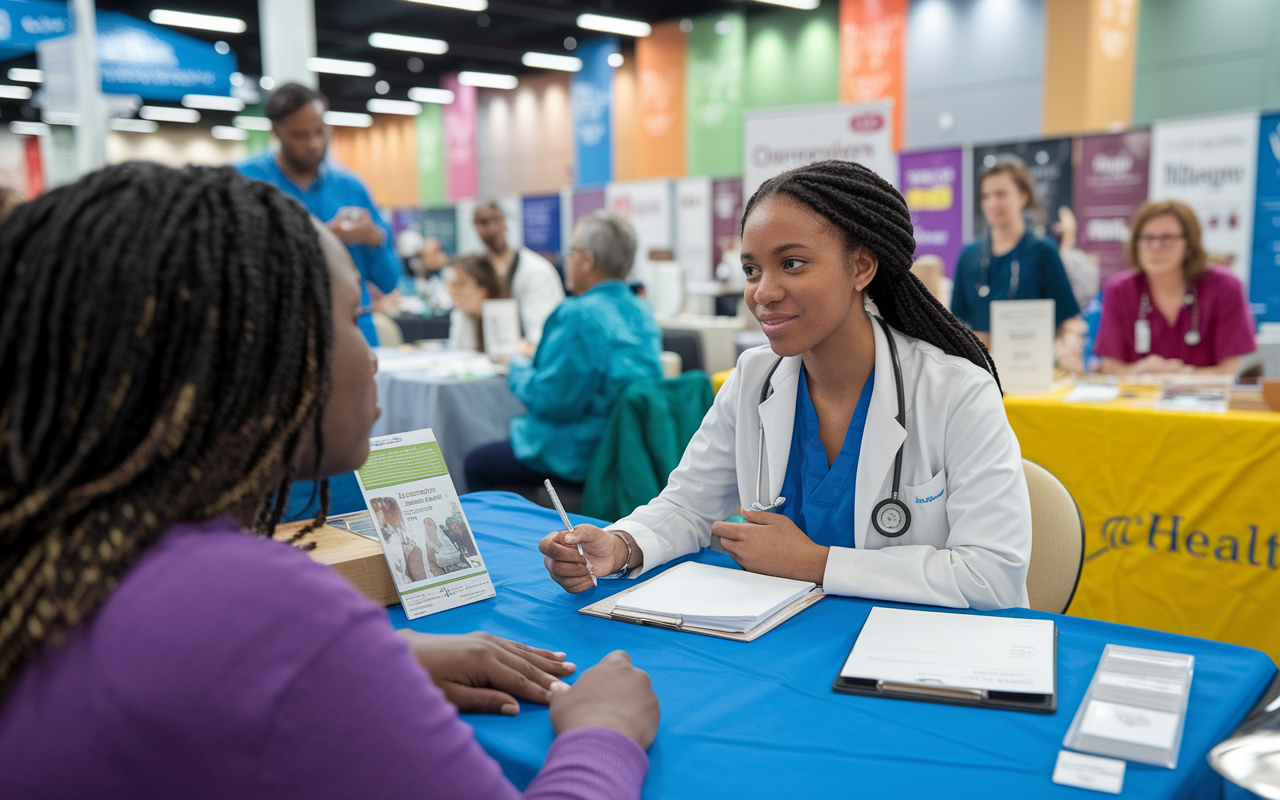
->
1094;200;1256;375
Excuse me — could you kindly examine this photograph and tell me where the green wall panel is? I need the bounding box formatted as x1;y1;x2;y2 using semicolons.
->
686;11;746;178
744;0;840;110
1134;0;1280;124
416;103;446;207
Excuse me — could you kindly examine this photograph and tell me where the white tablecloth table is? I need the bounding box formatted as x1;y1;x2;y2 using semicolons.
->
371;348;526;493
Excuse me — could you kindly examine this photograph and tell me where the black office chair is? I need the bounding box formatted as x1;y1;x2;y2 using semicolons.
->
661;329;703;373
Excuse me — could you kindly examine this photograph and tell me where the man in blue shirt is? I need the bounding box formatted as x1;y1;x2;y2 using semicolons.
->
237;83;401;346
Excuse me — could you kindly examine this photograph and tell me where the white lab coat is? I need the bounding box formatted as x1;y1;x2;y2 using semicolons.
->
449;247;566;349
609;316;1032;610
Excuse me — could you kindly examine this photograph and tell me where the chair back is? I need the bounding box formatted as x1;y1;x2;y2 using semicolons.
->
1022;459;1084;614
371;311;404;347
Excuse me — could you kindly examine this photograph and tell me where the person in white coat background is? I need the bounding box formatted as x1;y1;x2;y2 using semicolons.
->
539;160;1032;611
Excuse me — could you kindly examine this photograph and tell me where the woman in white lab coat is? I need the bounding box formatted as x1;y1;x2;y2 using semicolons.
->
539;161;1032;610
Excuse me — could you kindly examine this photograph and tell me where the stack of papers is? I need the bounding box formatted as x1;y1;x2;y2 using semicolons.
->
614;562;815;633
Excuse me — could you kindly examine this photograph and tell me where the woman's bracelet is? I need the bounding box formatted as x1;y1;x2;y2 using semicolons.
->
606;532;633;579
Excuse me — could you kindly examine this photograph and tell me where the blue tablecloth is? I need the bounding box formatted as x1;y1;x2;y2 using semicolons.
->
393;493;1276;799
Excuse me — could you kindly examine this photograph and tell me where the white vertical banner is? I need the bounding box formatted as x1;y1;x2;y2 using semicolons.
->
743;101;897;200
675;176;713;284
605;179;674;264
559;185;574;262
1150;110;1259;287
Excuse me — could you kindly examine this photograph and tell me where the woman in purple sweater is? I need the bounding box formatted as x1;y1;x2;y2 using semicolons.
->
0;163;658;799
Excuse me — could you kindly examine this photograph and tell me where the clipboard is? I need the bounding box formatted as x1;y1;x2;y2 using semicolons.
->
831;610;1058;714
577;562;825;642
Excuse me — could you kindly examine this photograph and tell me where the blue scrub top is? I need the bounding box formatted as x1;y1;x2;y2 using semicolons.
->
778;366;875;549
237;152;402;346
950;231;1081;332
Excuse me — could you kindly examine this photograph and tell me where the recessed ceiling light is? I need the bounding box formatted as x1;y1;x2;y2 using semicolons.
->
110;118;159;133
368;32;448;55
259;76;275;90
211;125;249;140
401;0;487;10
521;52;583;72
139;106;201;123
10;121;50;136
181;94;245;111
148;9;247;33
233;115;273;131
7;68;43;83
751;0;819;8
323;111;373;128
408;87;455;104
607;52;624;68
577;13;651;38
457;71;517;90
0;85;34;100
214;40;230;54
367;99;422;115
306;58;376;77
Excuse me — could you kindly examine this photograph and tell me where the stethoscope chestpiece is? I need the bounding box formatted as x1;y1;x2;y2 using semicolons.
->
872;498;911;538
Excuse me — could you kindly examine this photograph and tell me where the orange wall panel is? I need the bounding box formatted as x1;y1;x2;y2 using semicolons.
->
839;0;907;151
635;21;687;179
613;45;639;182
332;115;419;207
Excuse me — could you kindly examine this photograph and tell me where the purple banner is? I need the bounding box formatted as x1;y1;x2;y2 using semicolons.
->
712;178;744;270
1076;130;1151;285
899;148;964;277
571;188;606;230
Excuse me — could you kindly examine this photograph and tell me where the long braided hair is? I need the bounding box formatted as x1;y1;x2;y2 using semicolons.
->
743;160;1000;388
0;162;333;695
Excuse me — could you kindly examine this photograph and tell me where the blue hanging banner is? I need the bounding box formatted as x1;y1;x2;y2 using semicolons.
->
0;0;71;61
1252;112;1280;324
572;36;616;187
522;194;562;267
96;12;235;100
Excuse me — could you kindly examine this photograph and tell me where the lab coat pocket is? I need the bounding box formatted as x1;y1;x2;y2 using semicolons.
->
903;469;948;538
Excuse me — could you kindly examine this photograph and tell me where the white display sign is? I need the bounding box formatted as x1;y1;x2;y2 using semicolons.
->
989;299;1055;395
675;176;713;284
744;101;898;200
480;298;521;360
605;178;673;265
1150;110;1259;287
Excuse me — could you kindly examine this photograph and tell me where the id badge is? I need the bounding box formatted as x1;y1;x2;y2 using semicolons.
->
1134;319;1151;354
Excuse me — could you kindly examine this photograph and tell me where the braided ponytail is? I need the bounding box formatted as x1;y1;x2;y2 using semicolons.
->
743;160;1000;390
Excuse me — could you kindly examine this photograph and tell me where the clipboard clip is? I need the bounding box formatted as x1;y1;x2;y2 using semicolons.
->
878;680;989;702
610;609;685;630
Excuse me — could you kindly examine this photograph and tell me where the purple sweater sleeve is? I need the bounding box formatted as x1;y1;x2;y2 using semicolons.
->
259;600;648;800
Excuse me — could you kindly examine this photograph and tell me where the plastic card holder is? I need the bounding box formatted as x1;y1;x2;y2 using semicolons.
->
1063;644;1194;769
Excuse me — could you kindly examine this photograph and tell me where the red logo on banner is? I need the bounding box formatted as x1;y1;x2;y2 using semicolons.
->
849;112;884;132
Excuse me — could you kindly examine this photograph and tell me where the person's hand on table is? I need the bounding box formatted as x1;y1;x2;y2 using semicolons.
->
550;651;660;749
1131;354;1185;374
517;339;535;359
326;207;384;248
539;524;630;593
713;509;829;584
397;630;575;715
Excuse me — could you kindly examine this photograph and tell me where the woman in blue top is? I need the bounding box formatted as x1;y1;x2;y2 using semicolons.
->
951;156;1080;345
464;212;664;492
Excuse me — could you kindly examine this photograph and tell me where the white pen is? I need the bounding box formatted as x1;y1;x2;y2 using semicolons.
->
545;479;596;587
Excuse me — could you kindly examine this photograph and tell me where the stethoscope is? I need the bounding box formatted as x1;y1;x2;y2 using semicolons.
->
1135;282;1201;353
976;229;1035;300
754;316;912;538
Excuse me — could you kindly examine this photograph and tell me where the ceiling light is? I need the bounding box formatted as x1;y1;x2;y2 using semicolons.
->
259;76;274;90
9;121;50;136
306;58;376;77
577;13;651;38
233;115;273;131
751;0;820;8
181;94;245;111
368;32;448;55
607;52;624;68
522;52;582;72
457;71;517;90
110;118;159;133
367;98;422;115
323;111;373;127
211;125;249;140
7;68;43;83
148;9;247;33
0;85;33;100
401;0;488;10
139;105;201;123
408;87;455;104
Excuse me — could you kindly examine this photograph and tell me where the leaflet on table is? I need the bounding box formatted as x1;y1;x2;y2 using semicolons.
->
990;299;1055;395
354;428;495;619
1063;644;1194;768
1155;375;1231;413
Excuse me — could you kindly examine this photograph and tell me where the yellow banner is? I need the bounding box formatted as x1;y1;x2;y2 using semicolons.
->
1005;392;1280;666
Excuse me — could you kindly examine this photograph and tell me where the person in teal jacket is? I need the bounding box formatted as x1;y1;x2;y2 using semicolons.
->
465;212;663;490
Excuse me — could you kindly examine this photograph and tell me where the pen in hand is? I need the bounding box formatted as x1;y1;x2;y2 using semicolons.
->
545;479;596;587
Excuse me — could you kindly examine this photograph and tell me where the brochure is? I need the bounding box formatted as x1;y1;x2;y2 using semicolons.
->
354;428;495;619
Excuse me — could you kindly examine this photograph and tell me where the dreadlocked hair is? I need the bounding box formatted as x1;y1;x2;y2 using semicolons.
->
743;160;1000;390
0;162;334;697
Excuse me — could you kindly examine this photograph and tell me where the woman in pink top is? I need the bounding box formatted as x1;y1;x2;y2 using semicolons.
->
1094;200;1256;374
0;163;658;799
